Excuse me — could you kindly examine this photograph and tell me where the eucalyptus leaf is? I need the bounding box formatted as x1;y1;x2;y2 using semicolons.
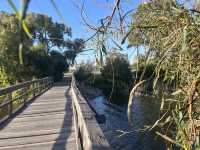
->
22;20;33;38
164;116;171;124
7;0;20;18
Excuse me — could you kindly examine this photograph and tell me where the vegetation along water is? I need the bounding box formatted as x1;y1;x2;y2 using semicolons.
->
1;0;200;150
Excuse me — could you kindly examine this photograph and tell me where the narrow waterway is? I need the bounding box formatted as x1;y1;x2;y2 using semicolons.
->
89;96;166;150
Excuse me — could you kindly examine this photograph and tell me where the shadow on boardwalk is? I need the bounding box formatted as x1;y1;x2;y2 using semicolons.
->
52;76;74;150
0;76;75;150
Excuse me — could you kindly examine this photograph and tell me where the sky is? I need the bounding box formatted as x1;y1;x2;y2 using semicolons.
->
0;0;141;64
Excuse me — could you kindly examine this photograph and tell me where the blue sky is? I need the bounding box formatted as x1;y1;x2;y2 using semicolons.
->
0;0;141;63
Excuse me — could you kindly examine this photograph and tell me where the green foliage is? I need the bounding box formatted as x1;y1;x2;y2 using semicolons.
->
25;45;52;77
128;0;200;148
50;51;68;81
26;13;71;52
0;12;72;87
73;52;133;105
0;12;31;83
100;52;132;104
135;63;156;92
64;38;85;65
74;63;93;82
131;54;165;93
7;0;32;38
25;48;68;81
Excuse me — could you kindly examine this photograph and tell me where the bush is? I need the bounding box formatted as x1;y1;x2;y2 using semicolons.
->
50;51;69;81
73;53;133;105
136;63;156;92
25;50;68;82
100;52;133;104
132;61;172;93
74;63;93;82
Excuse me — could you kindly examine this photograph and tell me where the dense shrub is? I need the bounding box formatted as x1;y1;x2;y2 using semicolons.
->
25;49;68;82
135;63;156;92
73;53;133;105
132;61;176;94
50;51;69;81
74;63;93;82
0;12;73;87
100;52;133;104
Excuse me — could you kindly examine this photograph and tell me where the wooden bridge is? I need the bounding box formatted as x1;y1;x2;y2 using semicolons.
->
0;75;110;150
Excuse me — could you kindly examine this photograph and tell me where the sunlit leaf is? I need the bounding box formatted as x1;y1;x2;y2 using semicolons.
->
164;116;171;123
172;89;183;96
7;0;20;18
19;43;23;65
179;111;183;122
95;57;100;66
160;97;165;110
7;0;32;39
172;111;179;125
181;26;187;52
22;20;33;38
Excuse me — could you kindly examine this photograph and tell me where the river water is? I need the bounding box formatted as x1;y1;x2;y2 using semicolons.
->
89;96;166;150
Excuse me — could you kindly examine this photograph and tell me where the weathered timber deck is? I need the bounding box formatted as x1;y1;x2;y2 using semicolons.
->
0;78;76;150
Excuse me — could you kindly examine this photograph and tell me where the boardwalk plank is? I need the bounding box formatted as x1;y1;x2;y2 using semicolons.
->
0;78;76;150
0;140;76;150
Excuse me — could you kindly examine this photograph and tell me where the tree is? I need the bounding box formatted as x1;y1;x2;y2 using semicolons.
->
24;44;52;78
128;0;200;149
0;12;72;86
26;13;71;53
64;38;85;65
0;12;31;84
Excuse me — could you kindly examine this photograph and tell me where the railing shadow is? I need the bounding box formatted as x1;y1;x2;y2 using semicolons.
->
52;77;73;150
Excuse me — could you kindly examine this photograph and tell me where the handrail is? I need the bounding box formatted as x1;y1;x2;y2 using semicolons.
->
71;75;110;150
0;77;53;124
0;77;50;95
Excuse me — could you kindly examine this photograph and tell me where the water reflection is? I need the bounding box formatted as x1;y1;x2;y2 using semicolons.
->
89;96;166;150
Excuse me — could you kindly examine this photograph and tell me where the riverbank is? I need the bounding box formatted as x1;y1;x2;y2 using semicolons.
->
76;81;103;100
77;81;165;150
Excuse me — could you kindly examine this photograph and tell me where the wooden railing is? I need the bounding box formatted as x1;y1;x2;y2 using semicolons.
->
0;77;53;124
71;75;110;150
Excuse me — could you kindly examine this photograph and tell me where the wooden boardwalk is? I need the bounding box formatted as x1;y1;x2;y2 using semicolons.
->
0;78;76;150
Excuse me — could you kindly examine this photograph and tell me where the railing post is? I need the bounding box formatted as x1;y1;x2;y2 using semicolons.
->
48;78;53;88
46;79;48;89
0;77;53;124
47;79;50;89
33;82;36;97
50;78;53;87
22;87;28;106
48;79;50;88
42;80;44;92
8;93;12;116
37;82;40;95
45;79;48;89
39;80;43;93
